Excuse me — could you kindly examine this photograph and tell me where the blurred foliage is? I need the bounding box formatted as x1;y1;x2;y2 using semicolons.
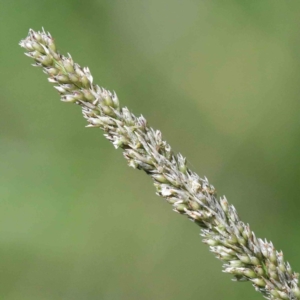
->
1;1;300;299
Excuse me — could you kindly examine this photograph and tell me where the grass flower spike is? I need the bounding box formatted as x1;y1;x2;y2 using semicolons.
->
20;28;299;300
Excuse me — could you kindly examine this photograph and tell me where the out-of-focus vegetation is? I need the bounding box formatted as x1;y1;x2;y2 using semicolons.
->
1;1;300;299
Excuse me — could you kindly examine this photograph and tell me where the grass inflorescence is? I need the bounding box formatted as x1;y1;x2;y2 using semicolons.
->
20;28;300;300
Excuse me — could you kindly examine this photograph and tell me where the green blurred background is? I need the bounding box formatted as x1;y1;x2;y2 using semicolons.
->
1;1;300;299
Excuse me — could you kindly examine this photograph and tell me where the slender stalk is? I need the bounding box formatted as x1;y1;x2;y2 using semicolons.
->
19;28;299;300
